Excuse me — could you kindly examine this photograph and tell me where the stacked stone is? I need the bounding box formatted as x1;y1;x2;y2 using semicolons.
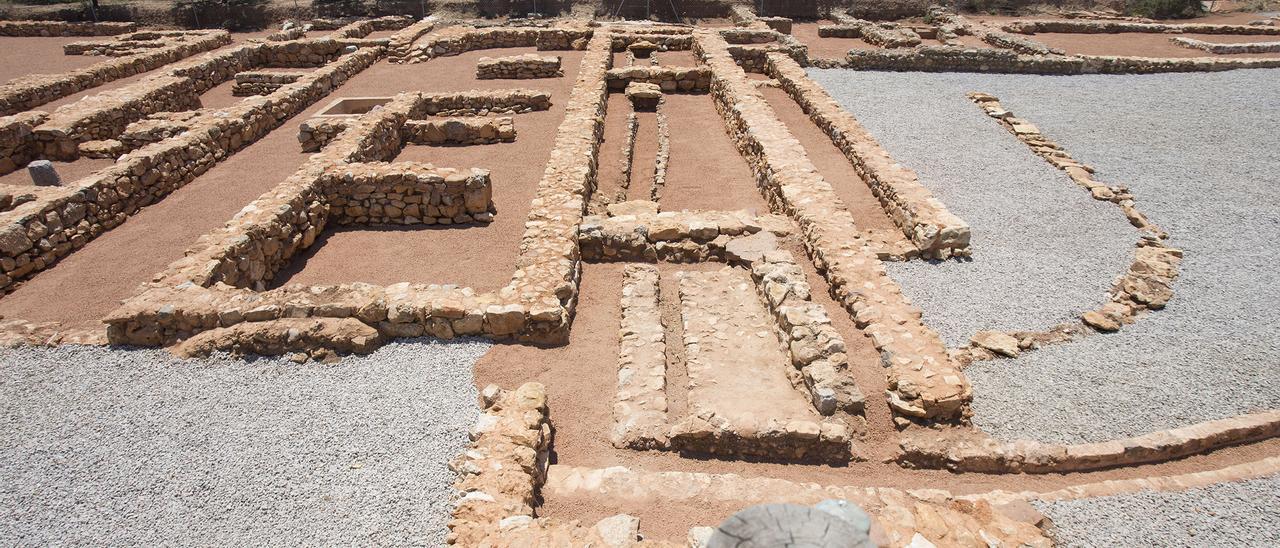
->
718;28;808;72
266;27;307;42
1172;36;1280;54
0;30;230;116
610;264;669;450
606;65;710;92
0;20;135;37
323;162;494;225
446;383;555;546
258;38;346;67
1004;19;1280;35
115;111;200;151
0;48;382;295
765;53;968;259
231;71;309;96
63;40;167;56
926;8;1063;55
386;17;437;63
0;112;47;175
404;26;592;64
415;89;552;116
400;116;516;146
899;410;1280;474
106;30;614;349
695;30;971;421
476;54;563;79
759;16;793;35
817;25;862;38
296;118;350;152
175;317;382;359
752;251;865;416
33;75;202;159
610;30;691;52
578;202;791;263
860;22;922;48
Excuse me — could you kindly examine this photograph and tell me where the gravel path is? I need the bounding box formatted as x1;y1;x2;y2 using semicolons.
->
0;340;488;546
808;69;1134;348
1034;475;1280;547
809;68;1280;443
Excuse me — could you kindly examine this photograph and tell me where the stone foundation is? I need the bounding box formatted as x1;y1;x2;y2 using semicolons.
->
401;117;516;146
1004;19;1280;36
1172;36;1280;54
231;70;310;96
579;202;792;263
611;264;669;450
840;45;1280;74
403;25;592;64
0;20;135;37
696;30;970;421
476;53;563;79
605;65;710;92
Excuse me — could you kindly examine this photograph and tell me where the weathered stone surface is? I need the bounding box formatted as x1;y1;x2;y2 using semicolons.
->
971;330;1020;357
26;160;61;186
611;264;669;450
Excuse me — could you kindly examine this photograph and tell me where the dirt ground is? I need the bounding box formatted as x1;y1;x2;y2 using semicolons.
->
658;92;769;212
0;36;102;83
0;157;114;187
790;21;885;59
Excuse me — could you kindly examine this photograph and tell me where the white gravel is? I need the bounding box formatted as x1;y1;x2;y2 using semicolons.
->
808;69;1135;348
1034;475;1280;547
809;68;1280;444
0;340;489;546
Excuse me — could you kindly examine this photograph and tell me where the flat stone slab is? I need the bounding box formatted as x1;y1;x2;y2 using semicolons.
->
670;267;850;462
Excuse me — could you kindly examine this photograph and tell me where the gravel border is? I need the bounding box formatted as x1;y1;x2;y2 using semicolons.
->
809;69;1280;444
1034;475;1280;547
0;339;489;546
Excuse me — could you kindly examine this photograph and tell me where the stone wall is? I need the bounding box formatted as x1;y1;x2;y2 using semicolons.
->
827;16;921;48
765;52;969;259
605;65;710;92
1172;36;1280;54
610;28;692;52
0;30;230;116
1004;19;1280;36
104;28;615;347
0;112;47;175
0;20;135;37
900;410;1280;473
927;8;1062;56
326;162;494;226
231;70;309;96
402;25;592;64
0;48;381;295
611;264;668;450
387;17;438;62
695;29;970;421
401;116;515;146
475;53;563;79
579;202;792;263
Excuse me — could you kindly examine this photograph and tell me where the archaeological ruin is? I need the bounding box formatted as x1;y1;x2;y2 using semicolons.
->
0;0;1277;546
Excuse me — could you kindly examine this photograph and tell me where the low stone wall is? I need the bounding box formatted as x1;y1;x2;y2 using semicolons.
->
1004;19;1280;36
899;410;1280;473
841;46;1280;74
927;8;1062;56
231;70;308;96
0;48;381;295
403;25;592;64
578;202;792;263
751;251;864;416
475;53;563;79
0;20;135;37
695;29;971;421
605;65;710;92
63;39;167;57
0;30;230;116
104;29;614;347
611;264;669;450
297;89;546;152
401;116;515;146
266;27;307;42
324;162;495;226
1172;36;1280;54
610;28;692;52
386;17;438;62
765;53;968;260
446;382;552;546
33;75;201;159
0;112;47;175
718;28;808;73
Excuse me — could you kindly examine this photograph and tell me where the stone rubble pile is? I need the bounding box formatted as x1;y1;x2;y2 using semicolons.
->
475;53;563;79
1172;36;1280;54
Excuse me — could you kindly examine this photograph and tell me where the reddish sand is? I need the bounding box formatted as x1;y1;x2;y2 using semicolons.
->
591;92;635;213
658;92;768;212
791;21;884;60
0;36;102;84
629;110;659;202
0;157;115;187
270;47;584;293
653;49;698;66
757;84;902;235
1033;31;1280;57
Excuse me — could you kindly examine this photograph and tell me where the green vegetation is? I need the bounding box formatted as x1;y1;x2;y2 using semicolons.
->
172;0;270;30
1125;0;1205;19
